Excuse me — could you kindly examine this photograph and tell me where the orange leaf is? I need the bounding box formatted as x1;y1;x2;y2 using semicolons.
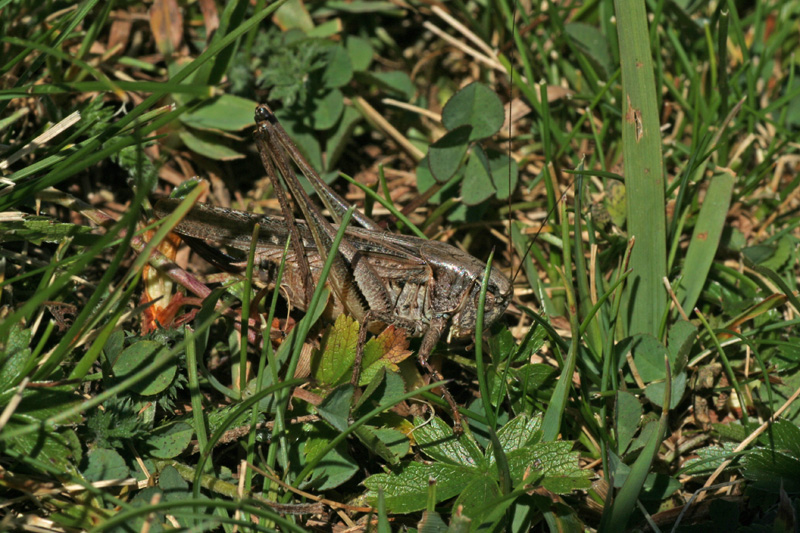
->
150;0;183;57
373;326;413;365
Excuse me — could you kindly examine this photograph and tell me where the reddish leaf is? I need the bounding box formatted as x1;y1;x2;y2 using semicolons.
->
140;227;183;333
107;17;132;56
197;0;219;40
149;0;183;57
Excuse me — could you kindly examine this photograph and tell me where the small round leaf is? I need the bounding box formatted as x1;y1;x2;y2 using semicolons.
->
368;71;415;100
83;448;130;482
309;88;344;130
346;36;373;71
179;129;244;161
428;125;472;183
322;45;354;88
442;82;504;141
462;148;496;205
147;421;193;459
113;340;175;396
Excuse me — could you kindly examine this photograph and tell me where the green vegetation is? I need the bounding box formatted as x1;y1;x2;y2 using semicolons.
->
2;0;800;531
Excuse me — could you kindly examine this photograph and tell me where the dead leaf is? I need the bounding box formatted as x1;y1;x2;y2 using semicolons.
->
373;326;412;364
150;0;183;57
198;0;220;41
108;17;132;56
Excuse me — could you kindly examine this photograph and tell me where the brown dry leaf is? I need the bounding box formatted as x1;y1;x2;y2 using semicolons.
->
373;325;413;364
197;0;219;40
546;85;574;102
149;0;183;57
108;17;132;55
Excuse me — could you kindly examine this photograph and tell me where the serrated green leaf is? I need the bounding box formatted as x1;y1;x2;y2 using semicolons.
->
204;404;252;436
83;448;130;481
413;416;485;468
512;364;556;394
682;443;739;475
753;419;800;455
0;217;94;245
0;325;31;386
712;421;748;442
354;425;409;465
313;314;359;386
441;82;504;141
453;475;500;520
506;441;590;492
364;462;478;513
488;413;543;459
428;126;471;183
359;326;412;386
741;445;800;493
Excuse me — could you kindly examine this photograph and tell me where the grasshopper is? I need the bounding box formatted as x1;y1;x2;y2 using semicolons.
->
155;104;512;430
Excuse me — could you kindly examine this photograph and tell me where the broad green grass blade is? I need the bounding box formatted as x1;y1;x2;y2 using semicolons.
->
675;171;735;313
615;0;668;336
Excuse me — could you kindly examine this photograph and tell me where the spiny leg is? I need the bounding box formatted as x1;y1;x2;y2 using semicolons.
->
417;317;463;435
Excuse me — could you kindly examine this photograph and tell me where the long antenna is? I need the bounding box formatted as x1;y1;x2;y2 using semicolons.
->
505;2;572;287
507;0;516;289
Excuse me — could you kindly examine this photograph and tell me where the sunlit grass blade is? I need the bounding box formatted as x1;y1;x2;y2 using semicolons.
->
675;170;735;313
615;0;668;337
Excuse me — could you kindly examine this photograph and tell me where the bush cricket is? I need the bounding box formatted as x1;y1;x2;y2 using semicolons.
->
155;104;513;431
